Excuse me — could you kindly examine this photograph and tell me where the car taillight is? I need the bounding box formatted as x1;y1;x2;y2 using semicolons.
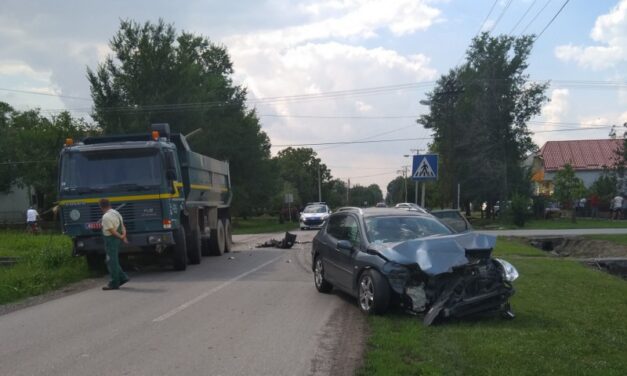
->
163;219;172;229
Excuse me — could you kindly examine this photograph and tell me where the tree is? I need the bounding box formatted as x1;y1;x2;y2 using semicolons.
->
0;103;92;210
553;164;585;223
590;169;617;207
273;147;332;207
349;184;383;207
419;33;548;211
87;19;272;216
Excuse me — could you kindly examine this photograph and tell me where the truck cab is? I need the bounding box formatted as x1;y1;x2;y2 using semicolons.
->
58;124;232;270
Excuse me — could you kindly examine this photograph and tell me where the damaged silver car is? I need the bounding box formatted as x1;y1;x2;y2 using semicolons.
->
311;207;518;325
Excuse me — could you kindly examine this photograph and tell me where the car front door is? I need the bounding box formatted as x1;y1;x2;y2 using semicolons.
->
323;214;361;292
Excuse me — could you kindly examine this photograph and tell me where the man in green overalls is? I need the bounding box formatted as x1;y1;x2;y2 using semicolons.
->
99;198;130;290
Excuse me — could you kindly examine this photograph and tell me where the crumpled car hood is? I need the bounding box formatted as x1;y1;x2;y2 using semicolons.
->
372;232;497;276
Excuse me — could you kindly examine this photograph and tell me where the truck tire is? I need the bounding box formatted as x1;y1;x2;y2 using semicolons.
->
86;253;105;272
209;220;226;256
223;218;233;253
187;226;202;265
201;235;211;257
173;228;187;271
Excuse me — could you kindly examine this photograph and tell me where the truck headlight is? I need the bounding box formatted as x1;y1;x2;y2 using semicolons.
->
70;209;81;221
494;258;519;282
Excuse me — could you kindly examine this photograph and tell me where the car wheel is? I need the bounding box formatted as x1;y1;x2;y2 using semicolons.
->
314;257;333;293
358;270;390;315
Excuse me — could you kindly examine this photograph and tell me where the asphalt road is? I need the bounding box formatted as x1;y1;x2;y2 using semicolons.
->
0;230;365;376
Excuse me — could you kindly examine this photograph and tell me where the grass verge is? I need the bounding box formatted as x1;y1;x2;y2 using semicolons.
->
0;230;91;305
472;217;627;230
359;238;627;376
585;234;627;246
232;216;298;235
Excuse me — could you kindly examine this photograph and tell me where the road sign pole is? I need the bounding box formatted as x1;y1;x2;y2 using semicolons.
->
421;182;425;208
415;181;418;204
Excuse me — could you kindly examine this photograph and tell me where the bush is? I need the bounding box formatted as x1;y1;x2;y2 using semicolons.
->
509;193;529;227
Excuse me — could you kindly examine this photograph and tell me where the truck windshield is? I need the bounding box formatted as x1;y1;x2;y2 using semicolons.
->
60;148;163;194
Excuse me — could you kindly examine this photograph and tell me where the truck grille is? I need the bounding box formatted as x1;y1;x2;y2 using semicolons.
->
62;201;162;232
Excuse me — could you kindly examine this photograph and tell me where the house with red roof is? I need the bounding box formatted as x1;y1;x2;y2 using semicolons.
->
531;139;622;195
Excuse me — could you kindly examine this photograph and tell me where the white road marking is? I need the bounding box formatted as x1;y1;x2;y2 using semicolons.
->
152;254;284;322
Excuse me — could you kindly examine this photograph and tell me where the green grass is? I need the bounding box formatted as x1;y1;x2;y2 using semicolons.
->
585;234;627;246
471;217;627;230
359;238;627;376
0;231;91;305
231;216;299;235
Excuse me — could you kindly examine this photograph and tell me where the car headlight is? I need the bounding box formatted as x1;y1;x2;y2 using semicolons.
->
494;258;519;282
321;214;329;220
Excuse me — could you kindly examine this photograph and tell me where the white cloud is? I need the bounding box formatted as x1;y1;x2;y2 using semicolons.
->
228;0;441;49
541;88;570;124
0;61;51;82
555;0;627;69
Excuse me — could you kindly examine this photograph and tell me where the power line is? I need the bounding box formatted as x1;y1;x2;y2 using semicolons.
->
271;137;431;148
520;0;553;35
489;0;514;34
509;0;538;35
534;0;571;42
456;0;499;66
317;124;418;152
0;87;92;101
475;0;500;35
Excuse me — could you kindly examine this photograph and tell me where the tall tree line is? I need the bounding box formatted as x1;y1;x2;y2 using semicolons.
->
418;33;548;209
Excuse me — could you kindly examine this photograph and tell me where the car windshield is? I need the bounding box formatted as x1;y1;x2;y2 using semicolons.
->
60;148;163;194
303;205;327;213
365;215;452;243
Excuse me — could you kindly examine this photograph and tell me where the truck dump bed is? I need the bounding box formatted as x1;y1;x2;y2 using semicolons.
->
171;133;231;209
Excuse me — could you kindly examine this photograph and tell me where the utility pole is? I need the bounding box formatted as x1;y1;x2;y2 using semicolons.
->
318;166;322;202
347;178;351;205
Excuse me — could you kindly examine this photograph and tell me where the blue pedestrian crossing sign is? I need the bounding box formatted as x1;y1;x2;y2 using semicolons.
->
412;154;438;181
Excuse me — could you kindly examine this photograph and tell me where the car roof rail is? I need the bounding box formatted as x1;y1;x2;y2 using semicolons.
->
336;207;363;214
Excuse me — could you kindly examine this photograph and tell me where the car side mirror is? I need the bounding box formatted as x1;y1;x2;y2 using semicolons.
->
337;240;353;251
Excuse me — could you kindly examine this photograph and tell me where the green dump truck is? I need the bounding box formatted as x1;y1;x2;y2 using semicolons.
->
58;123;232;270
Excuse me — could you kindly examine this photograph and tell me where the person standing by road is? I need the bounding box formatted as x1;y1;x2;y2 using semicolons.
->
612;194;624;220
26;206;40;233
589;193;599;218
99;198;129;290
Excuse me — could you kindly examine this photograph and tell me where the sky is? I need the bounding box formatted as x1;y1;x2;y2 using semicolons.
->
2;0;627;195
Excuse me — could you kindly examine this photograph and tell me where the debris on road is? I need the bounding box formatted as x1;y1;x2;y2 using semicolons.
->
256;232;297;249
228;256;236;260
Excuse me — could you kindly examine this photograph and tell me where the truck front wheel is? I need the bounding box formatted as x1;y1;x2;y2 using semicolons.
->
86;253;105;272
209;220;226;256
173;228;188;271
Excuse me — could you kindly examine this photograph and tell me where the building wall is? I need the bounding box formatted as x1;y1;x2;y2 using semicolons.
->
0;185;31;224
544;170;602;188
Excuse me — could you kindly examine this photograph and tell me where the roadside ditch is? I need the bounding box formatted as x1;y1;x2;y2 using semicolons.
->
525;236;627;279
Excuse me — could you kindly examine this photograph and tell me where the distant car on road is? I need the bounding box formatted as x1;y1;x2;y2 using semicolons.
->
394;202;428;214
544;202;561;219
311;207;518;325
375;202;387;208
299;203;331;230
